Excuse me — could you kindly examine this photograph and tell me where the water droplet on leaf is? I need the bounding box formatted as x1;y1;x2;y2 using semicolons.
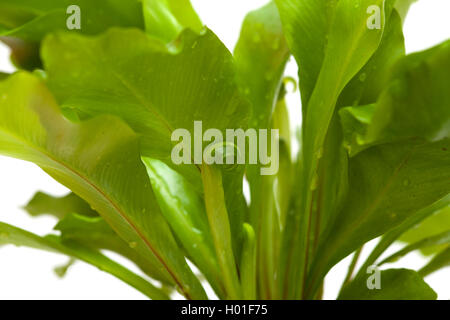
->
129;241;137;249
359;73;367;82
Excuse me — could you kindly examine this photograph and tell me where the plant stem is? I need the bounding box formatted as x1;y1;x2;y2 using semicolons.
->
339;245;364;295
201;164;241;299
241;223;257;300
256;174;277;299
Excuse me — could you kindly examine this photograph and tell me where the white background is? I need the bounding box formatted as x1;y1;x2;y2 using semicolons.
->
0;0;448;299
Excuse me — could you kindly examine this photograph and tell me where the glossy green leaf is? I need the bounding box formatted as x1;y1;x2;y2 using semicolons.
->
399;206;450;256
24;191;97;219
419;247;450;277
0;0;145;70
339;269;437;300
354;195;450;280
338;7;405;108
340;104;376;156
340;41;450;156
24;191;166;280
234;1;289;129
314;7;405;255
142;0;202;42
143;158;224;297
258;100;292;300
306;116;349;258
0;0;448;301
0;0;144;41
274;0;338;107
42;28;249;167
55;213;172;283
0;4;35;30
395;0;417;23
302;0;387;181
308;139;450;297
312;5;405;265
330;41;450;287
240;223;257;300
0;72;206;299
42;27;250;259
380;230;450;265
201;164;241;299
272;91;291;152
0;221;169;300
272;118;293;230
254;171;278;299
233;3;290;300
366;41;450;143
280;0;388;299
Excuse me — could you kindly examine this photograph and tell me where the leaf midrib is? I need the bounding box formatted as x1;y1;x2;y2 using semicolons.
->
0;126;190;298
307;142;421;294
